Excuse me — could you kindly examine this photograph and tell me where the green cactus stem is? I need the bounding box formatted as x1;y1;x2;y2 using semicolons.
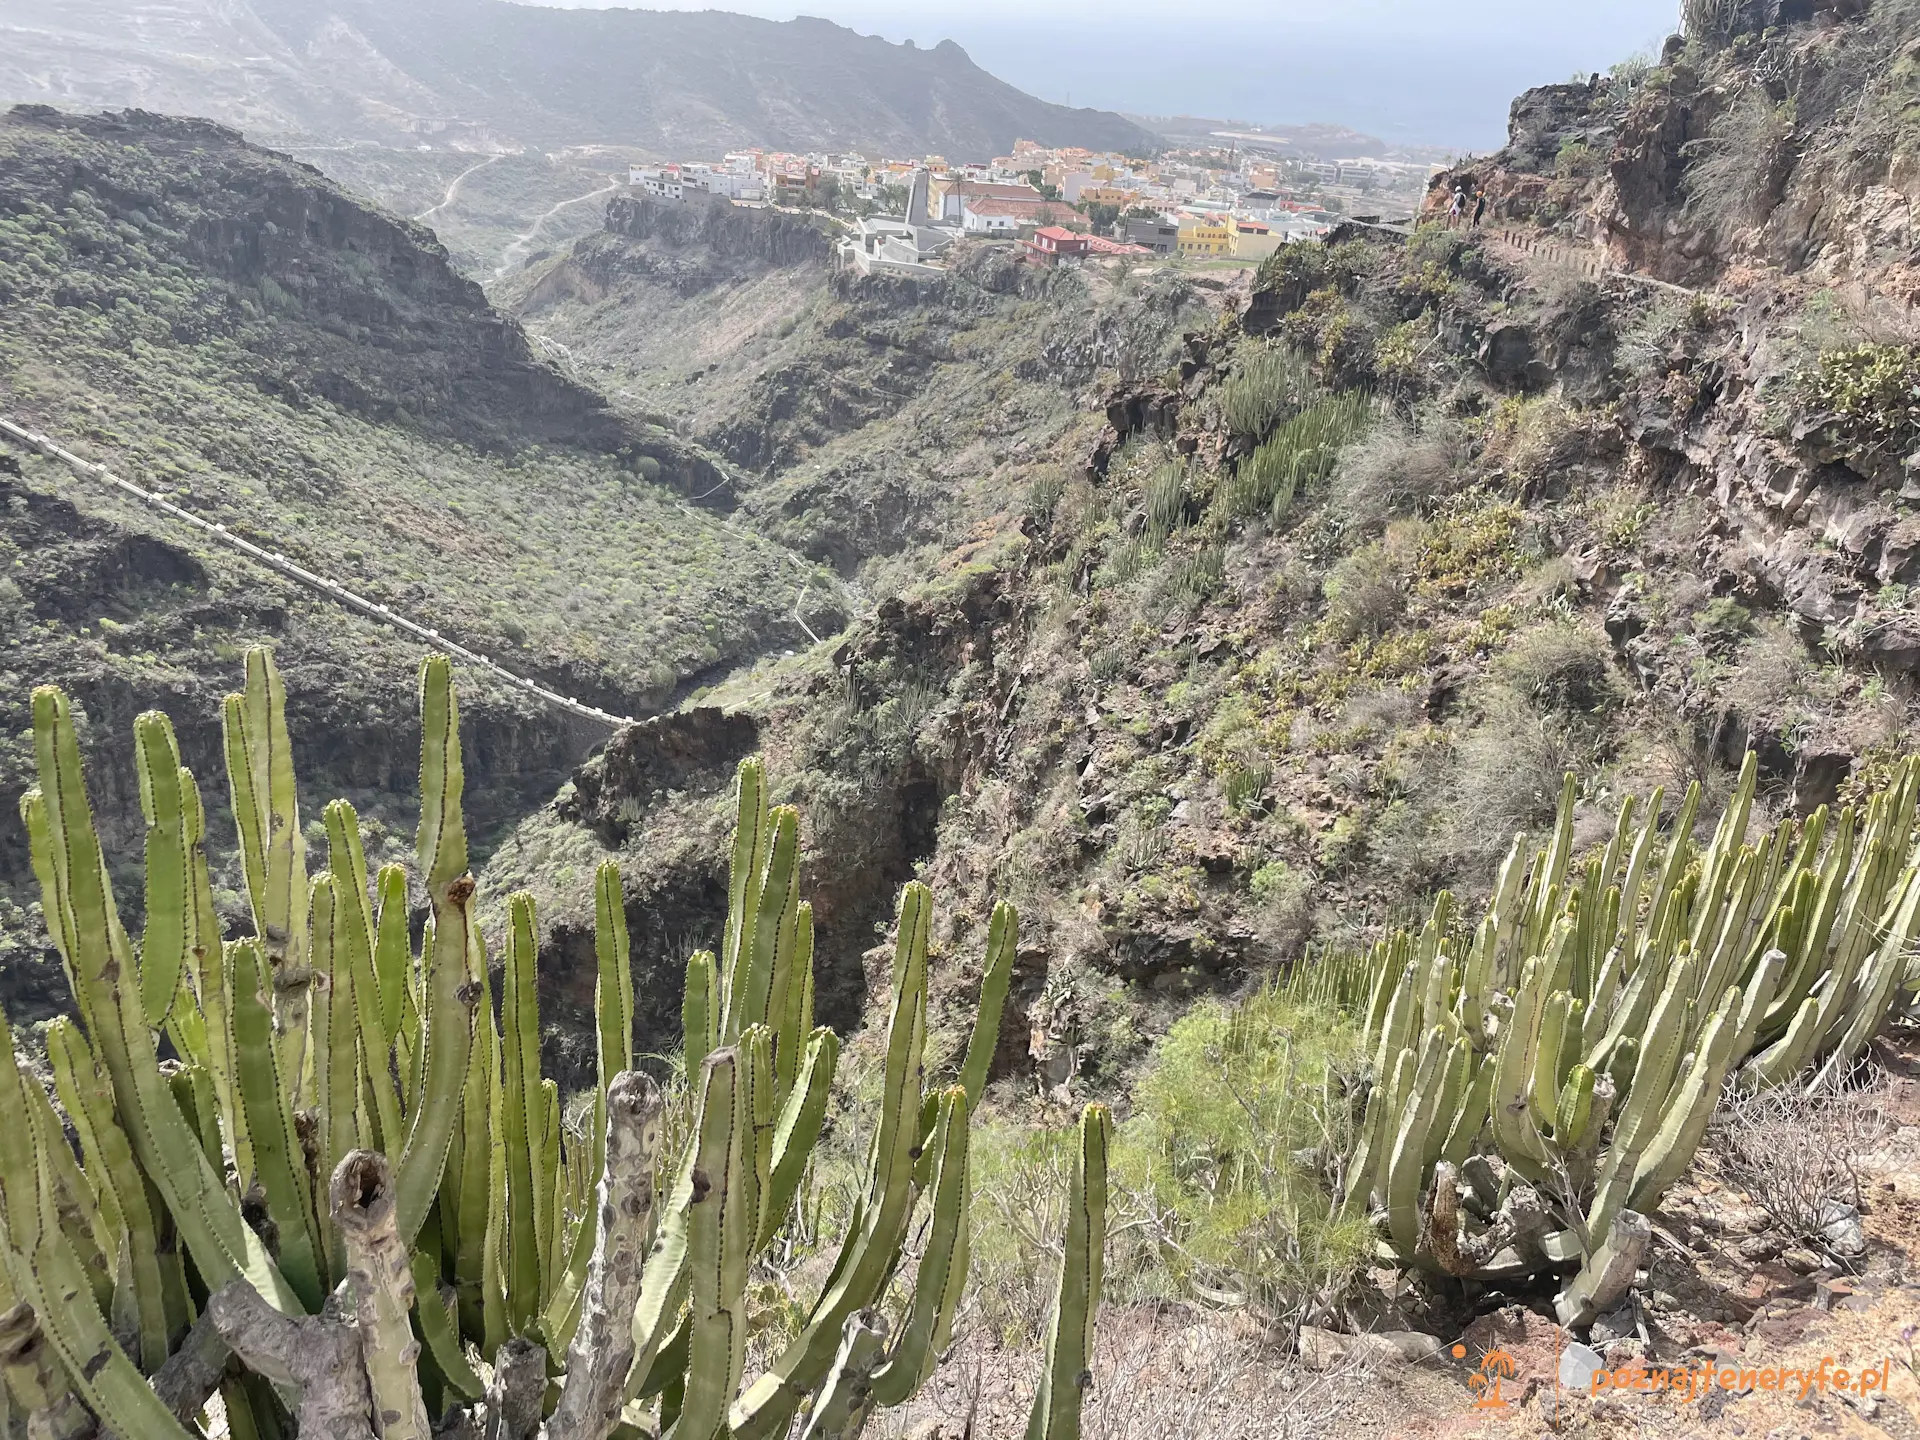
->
682;1044;750;1440
1025;1103;1111;1440
1555;1209;1650;1327
222;651;310;1084
870;1086;970;1407
800;1312;889;1440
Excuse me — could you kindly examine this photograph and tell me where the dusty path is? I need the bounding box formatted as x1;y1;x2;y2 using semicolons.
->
495;181;621;278
412;153;502;224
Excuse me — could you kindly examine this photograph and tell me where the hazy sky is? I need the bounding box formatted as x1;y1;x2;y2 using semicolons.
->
522;0;1680;151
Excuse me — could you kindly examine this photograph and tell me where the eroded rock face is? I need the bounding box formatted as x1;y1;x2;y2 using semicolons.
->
602;192;834;275
561;708;761;849
1505;80;1615;174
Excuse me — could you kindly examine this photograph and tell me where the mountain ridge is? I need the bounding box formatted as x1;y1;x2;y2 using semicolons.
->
0;0;1156;158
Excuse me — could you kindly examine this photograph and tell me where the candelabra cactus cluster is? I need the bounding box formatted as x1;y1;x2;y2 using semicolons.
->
1295;756;1920;1324
0;647;1109;1440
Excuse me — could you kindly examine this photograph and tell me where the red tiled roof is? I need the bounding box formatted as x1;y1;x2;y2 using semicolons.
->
1083;235;1152;255
965;197;1083;226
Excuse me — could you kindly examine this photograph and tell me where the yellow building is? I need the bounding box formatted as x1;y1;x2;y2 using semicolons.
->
1177;219;1232;256
1230;223;1283;260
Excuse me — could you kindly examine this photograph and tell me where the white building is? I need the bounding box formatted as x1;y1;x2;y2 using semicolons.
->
960;205;1020;235
629;166;684;200
684;164;765;201
843;169;955;277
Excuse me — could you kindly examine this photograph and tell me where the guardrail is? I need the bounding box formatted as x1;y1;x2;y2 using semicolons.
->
0;416;637;730
1425;216;1697;296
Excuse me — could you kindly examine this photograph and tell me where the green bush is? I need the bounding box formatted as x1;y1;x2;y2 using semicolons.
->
1555;138;1603;179
1801;342;1920;457
1114;985;1371;1327
1218;391;1372;525
1026;466;1069;526
1694;595;1754;649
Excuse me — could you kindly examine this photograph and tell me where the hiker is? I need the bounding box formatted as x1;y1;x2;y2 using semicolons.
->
1472;189;1489;226
1449;186;1466;222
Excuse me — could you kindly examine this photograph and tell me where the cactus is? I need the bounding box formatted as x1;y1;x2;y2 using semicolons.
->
1291;755;1920;1310
1026;1103;1111;1440
4;649;1106;1439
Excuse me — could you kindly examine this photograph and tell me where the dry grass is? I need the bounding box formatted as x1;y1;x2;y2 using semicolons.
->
1321;543;1406;642
1683;87;1792;237
1327;417;1462;533
1491;622;1620;714
872;1308;1376;1440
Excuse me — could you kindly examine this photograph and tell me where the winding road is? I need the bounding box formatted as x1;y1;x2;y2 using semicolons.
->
496;181;622;278
412;154;502;224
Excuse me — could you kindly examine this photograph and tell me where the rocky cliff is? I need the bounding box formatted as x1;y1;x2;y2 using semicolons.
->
486;1;1920;1089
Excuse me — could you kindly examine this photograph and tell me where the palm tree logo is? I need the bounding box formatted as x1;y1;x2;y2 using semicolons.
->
1453;1343;1517;1410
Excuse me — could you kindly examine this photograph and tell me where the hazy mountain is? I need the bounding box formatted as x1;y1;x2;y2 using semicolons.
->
0;0;1155;157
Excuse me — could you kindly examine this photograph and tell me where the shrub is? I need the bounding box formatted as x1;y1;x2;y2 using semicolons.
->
1219;344;1312;438
1438;691;1604;874
1327;416;1460;531
1694;595;1754;649
1026;466;1069;526
1682;0;1751;51
1142;459;1189;542
1800;342;1920;457
1114;985;1371;1333
1315;812;1368;873
1683;88;1791;235
1710;1078;1890;1263
969;1122;1085;1345
1322;542;1405;642
1220;756;1272;814
1371;318;1429;392
1283;288;1368;376
1555;138;1603;179
1484;394;1584;486
1169;540;1226;600
1253;237;1374;296
1250;864;1315;955
1219;390;1372;525
1492;622;1620;712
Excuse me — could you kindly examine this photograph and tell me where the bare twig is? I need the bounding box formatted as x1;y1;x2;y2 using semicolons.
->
485;1338;547;1440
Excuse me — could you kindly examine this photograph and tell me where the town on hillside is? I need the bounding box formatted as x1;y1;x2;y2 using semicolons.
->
629;136;1443;276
